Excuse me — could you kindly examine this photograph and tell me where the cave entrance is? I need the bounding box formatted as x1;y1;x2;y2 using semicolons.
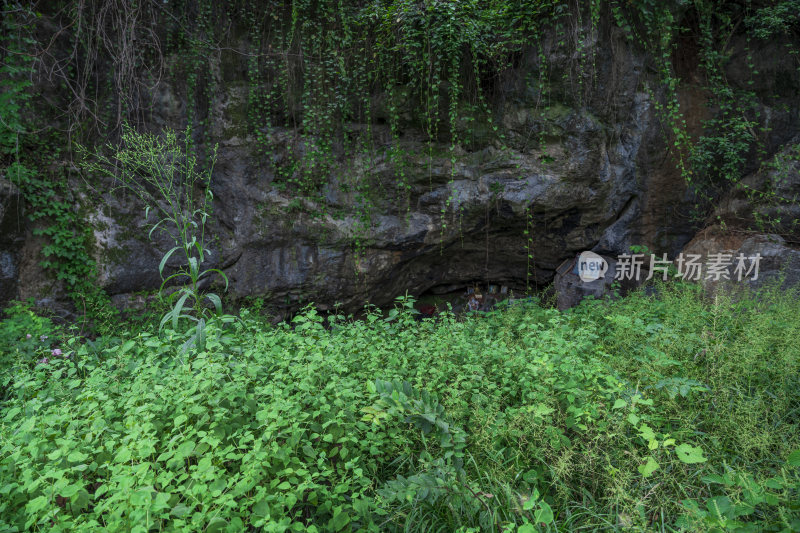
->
414;280;531;316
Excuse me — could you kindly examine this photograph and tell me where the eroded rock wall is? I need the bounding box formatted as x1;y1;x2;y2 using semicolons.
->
5;11;800;316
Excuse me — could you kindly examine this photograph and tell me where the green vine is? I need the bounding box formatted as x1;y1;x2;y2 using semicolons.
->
6;0;800;311
1;6;101;310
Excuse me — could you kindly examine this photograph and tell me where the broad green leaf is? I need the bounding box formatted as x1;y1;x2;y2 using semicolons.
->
765;478;784;489
120;340;136;354
707;496;732;518
59;484;81;498
534;501;554;524
158;246;182;277
46;449;62;461
638;424;656;442
532;404;555;417
638;457;660;477
130;490;151;506
171;291;192;330
175;441;195;459
522;495;537;511
206;517;228;533
25;495;48;515
205;293;222;315
252;499;269;517
171;503;193;517
787;449;800;467
675;443;707;464
114;447;131;463
332;509;350;532
67;451;88;463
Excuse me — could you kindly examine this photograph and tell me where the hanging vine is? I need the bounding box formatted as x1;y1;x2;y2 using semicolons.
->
6;0;799;308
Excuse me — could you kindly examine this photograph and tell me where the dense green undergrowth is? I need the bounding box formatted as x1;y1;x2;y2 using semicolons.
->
1;283;799;532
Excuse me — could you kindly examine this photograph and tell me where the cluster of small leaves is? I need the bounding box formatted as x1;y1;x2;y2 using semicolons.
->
745;0;800;39
0;7;99;299
611;0;796;227
745;142;800;235
689;1;763;196
0;300;58;369
678;460;800;532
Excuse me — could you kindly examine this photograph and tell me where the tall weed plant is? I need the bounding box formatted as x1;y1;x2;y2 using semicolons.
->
80;126;232;352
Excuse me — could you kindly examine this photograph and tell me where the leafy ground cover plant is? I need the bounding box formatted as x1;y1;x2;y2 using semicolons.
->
0;282;798;531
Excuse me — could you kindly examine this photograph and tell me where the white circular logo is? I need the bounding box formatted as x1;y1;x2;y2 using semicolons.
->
577;251;608;282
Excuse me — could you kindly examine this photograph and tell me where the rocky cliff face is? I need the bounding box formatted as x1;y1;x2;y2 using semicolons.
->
0;180;24;305
682;135;800;295
85;33;678;315
4;10;800;316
